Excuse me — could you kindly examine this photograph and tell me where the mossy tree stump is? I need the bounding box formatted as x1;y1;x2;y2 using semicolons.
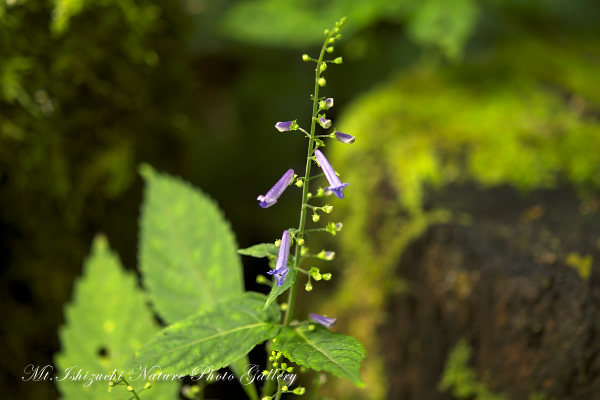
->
381;185;600;400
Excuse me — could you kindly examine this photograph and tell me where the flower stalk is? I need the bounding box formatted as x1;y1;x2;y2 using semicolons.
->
282;28;339;327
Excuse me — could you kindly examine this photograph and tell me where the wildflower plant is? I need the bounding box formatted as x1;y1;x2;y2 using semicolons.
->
55;18;364;400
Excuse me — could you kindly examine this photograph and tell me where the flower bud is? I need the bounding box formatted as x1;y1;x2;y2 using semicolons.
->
333;57;343;64
295;179;304;188
309;267;322;281
322;204;333;213
322;273;332;281
326;46;334;53
293;387;306;395
302;54;310;61
297;238;305;246
312;214;320;222
317;250;335;260
318;77;326;87
305;282;313;291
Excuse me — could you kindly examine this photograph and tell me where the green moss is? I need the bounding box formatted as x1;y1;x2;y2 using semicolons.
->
439;340;505;400
336;35;600;214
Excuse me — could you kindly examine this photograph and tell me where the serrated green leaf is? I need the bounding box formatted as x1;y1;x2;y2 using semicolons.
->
264;268;298;310
238;243;279;258
129;292;281;375
139;164;243;323
55;236;179;400
272;325;365;386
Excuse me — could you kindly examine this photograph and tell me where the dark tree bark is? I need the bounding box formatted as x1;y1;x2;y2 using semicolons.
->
380;185;600;400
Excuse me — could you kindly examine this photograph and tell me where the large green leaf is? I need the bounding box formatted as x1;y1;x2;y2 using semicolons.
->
264;268;298;310
55;236;179;399
272;325;365;386
139;164;243;323
129;292;281;375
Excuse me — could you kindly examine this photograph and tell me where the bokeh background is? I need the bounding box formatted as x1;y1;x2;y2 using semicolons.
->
2;0;600;399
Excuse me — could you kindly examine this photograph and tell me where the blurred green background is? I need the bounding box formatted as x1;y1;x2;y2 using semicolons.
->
1;0;599;399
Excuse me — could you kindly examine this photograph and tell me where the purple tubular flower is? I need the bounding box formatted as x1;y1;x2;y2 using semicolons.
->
275;121;293;132
268;230;291;286
309;313;337;328
334;131;355;144
314;149;349;199
325;98;334;109
257;169;294;208
319;117;332;129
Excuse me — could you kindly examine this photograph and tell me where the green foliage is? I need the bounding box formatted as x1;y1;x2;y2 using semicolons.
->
52;0;85;34
272;325;366;386
220;0;403;48
55;236;179;399
264;268;298;310
238;243;280;259
220;0;482;59
439;340;505;400
139;165;244;323
406;0;479;60
0;0;192;229
129;292;281;375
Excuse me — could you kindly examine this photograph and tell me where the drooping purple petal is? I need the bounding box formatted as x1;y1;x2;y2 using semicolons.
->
268;266;289;286
267;230;291;286
257;169;294;208
275;121;293;132
334;131;355;144
319;117;332;129
309;313;337;328
314;150;350;199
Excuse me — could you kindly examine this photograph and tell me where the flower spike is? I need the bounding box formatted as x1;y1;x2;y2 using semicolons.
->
334;131;355;144
257;169;294;208
314;149;349;199
309;313;337;328
268;230;291;286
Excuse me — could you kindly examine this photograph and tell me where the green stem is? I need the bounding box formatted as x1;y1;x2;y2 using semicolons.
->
273;380;284;400
120;378;141;400
283;31;335;327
